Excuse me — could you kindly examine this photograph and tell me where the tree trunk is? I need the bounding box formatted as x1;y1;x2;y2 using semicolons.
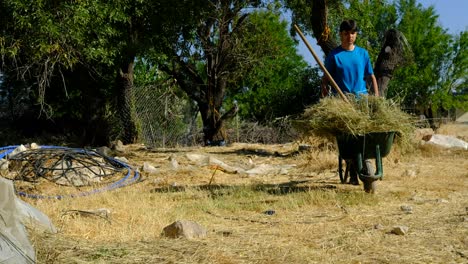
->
116;54;138;144
199;78;230;146
76;66;109;146
198;100;222;145
373;29;411;97
310;0;338;57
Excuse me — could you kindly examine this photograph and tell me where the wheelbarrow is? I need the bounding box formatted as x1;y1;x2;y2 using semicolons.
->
336;131;396;193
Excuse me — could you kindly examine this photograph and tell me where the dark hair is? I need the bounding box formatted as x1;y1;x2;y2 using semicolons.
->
340;20;358;32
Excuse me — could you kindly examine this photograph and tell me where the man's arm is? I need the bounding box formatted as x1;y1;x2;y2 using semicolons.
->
321;76;330;97
370;74;379;97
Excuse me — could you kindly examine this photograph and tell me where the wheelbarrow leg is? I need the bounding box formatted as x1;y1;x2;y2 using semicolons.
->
339;156;356;184
339;156;346;183
347;160;359;185
356;145;383;194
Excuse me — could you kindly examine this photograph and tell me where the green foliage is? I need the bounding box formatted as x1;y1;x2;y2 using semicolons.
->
229;9;321;121
431;31;468;111
387;0;452;109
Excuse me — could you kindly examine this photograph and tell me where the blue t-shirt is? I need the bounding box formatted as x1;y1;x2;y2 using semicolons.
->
324;46;374;95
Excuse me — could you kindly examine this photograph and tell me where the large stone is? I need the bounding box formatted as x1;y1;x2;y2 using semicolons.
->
169;155;179;170
142;162;158;174
95;146;112;157
8;144;27;158
391;225;409;235
111;140;126;152
400;205;413;214
162;220;207;239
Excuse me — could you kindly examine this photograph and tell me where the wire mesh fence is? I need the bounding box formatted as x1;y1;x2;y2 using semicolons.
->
129;84;299;147
132;84;202;148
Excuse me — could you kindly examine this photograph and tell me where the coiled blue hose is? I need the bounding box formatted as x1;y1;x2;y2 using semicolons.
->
0;145;140;199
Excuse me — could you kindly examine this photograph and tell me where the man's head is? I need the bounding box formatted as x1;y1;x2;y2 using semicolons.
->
339;19;358;49
339;20;358;33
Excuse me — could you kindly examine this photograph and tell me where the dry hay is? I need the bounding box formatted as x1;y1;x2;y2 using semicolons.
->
295;96;416;151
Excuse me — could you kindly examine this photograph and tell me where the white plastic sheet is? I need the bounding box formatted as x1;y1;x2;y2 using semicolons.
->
0;178;36;264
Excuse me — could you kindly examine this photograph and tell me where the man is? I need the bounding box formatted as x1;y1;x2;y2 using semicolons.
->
321;19;379;189
321;19;379;97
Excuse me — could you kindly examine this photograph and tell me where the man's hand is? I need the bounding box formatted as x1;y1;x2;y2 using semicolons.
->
321;76;329;97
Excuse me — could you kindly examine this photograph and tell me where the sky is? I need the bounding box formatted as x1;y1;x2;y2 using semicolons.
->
298;0;468;66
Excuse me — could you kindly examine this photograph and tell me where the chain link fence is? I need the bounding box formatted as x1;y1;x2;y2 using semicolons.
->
131;84;299;148
133;84;202;148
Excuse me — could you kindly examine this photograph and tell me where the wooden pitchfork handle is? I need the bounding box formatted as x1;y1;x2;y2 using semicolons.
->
294;24;350;104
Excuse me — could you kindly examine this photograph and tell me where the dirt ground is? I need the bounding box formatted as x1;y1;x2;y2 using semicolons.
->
25;123;468;263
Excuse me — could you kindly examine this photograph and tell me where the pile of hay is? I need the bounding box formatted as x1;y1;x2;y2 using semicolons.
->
296;96;416;148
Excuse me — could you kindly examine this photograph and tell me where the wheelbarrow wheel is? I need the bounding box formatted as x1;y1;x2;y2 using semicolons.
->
362;160;377;193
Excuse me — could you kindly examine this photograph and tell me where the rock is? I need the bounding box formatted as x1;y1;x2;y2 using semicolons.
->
169;155;179;170
402;169;417;178
400;205;413;214
391;225;409;235
415;128;434;141
95;146;112;157
263;210;275;215
30;143;40;150
114;156;129;163
408;195;425;203
142;162;158;174
427;134;468;150
111;140;126;152
8;144;27;157
374;223;384;230
435;198;449;203
422;134;433;141
186;153;241;174
162;220;207;239
186;153;210;165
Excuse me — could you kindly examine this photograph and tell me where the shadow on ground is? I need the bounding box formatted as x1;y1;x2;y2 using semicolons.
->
150;180;338;196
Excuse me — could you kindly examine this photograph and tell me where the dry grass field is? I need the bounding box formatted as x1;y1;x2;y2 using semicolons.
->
25;123;468;264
